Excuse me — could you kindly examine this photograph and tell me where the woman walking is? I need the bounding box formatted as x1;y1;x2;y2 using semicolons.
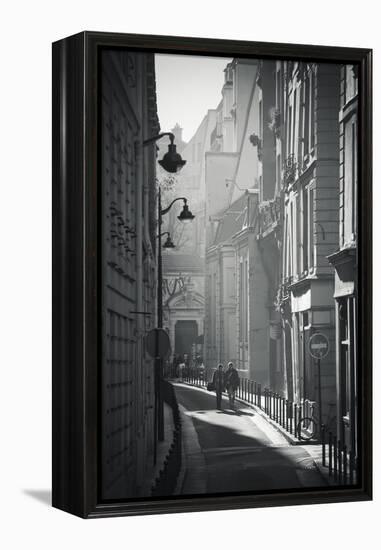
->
225;361;239;410
212;364;226;410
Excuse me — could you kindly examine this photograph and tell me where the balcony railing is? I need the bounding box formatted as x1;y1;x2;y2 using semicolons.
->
282;154;300;186
259;197;281;236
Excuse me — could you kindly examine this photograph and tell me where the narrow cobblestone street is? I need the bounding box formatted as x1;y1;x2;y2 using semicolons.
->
174;383;327;495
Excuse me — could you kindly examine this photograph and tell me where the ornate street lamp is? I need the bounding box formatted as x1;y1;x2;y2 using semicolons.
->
143;132;186;173
143;132;190;444
162;232;176;249
177;199;195;223
156;190;195;442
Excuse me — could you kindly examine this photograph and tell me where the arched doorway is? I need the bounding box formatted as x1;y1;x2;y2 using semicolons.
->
175;320;198;358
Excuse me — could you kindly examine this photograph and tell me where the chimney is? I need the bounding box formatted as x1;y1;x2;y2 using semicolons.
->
171;123;183;144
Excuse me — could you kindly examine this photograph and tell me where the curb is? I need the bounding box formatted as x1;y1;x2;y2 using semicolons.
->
173;401;207;495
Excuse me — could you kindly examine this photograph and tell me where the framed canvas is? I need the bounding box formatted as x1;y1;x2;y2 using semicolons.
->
52;31;372;518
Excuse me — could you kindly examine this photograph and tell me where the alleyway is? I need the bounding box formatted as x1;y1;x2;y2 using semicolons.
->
174;383;327;495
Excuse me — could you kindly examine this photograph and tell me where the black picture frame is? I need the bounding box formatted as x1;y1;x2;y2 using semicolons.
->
52;31;372;518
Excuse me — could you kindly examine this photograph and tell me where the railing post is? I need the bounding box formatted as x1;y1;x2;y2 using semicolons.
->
349;451;354;485
258;384;262;409
297;405;302;439
274;394;278;422
338;440;342;483
328;432;333;475
333;436;338;480
321;425;326;466
293;403;297;437
343;444;347;484
286;399;290;431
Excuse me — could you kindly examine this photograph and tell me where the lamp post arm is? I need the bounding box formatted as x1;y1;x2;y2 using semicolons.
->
161;197;187;217
143;132;174;147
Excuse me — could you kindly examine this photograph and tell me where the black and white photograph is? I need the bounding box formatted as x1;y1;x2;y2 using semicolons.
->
100;49;362;501
2;0;379;546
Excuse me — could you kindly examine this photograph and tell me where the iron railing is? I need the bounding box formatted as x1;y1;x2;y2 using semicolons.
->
175;368;321;443
168;368;356;485
321;425;357;485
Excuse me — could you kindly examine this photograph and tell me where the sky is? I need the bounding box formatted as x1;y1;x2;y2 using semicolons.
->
155;54;232;142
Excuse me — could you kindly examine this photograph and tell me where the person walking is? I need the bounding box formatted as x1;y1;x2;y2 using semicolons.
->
225;361;239;410
212;364;226;410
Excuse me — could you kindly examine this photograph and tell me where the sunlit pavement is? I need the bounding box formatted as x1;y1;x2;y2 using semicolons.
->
173;383;328;495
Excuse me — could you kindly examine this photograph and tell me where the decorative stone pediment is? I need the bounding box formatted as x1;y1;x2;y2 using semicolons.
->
166;290;205;310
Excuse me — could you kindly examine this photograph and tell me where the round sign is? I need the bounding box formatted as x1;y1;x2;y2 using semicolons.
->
145;328;171;359
308;332;329;359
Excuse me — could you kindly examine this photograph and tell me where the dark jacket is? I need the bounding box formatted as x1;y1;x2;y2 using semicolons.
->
212;369;225;393
225;367;239;391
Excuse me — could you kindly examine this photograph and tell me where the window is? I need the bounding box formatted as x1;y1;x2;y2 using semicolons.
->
276;68;281;111
308;187;314;270
290;201;295;276
287;105;292;157
339;300;350;418
283;212;290;280
345;65;358;104
259;100;263;139
310;69;315;150
343;116;357;244
302;187;309;273
351;121;357;238
296;194;301;275
303;73;310;155
297;85;303;165
292;89;297;157
239;258;248;344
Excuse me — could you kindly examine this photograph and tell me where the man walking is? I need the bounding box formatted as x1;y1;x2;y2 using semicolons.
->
212;364;225;410
225;361;239;410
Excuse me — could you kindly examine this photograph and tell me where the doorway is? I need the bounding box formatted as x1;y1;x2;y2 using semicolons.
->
175;320;198;359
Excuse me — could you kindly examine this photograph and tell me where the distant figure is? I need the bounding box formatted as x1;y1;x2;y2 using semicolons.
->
177;354;185;380
172;354;181;378
212;364;226;410
196;355;205;380
225;361;239;410
183;353;190;378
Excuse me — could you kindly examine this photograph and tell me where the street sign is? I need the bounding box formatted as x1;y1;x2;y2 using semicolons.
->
308;332;329;360
145;328;171;359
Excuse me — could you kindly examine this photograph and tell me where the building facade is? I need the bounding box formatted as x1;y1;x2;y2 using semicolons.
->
101;50;159;499
204;59;260;374
278;61;342;425
328;65;358;456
